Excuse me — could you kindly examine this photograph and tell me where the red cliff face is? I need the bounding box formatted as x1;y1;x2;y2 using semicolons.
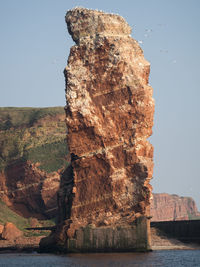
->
65;7;154;230
151;193;200;221
0;161;60;219
41;7;154;252
0;110;66;219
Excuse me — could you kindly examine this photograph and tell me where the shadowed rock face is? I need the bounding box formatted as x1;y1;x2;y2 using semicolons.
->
41;7;154;252
0;109;66;219
0;161;60;219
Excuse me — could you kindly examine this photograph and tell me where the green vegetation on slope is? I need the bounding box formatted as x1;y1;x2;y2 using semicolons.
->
0;107;65;130
0;200;55;236
0;107;67;231
0;107;68;173
0;199;30;230
25;140;68;173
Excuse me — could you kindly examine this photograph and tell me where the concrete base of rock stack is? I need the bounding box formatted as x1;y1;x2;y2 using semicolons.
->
67;217;151;252
40;217;151;252
40;7;154;253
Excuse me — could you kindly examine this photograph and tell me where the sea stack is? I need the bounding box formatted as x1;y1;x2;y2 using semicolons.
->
40;7;154;252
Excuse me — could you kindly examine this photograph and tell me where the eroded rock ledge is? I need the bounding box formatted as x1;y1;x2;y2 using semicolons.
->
40;7;154;252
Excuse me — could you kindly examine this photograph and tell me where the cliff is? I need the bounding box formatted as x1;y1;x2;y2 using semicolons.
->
1;108;200;226
151;193;200;221
0;107;67;219
40;7;154;252
1;107;200;250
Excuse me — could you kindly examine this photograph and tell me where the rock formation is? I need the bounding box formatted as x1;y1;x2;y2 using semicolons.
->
1;222;23;241
0;224;3;236
0;107;67;219
1;109;200;227
0;161;60;219
40;7;154;252
151;193;200;221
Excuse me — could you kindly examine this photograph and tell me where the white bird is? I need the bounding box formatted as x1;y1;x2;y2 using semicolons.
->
145;29;153;33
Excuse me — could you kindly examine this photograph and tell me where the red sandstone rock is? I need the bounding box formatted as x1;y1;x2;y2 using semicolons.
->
1;222;23;241
0;235;45;250
151;193;200;221
0;224;4;235
0;111;66;219
64;6;154;229
0;161;60;219
29;218;40;228
47;7;154;252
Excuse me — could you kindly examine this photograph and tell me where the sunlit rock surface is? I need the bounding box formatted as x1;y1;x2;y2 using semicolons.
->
1;222;23;241
151;193;200;221
40;7;154;252
0;108;66;219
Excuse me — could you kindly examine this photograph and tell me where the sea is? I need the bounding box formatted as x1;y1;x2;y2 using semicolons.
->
0;250;200;267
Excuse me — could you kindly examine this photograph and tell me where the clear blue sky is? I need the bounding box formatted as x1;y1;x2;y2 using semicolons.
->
1;0;200;208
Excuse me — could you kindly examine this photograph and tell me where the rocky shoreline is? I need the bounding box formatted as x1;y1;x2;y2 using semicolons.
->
0;236;44;253
1;231;200;253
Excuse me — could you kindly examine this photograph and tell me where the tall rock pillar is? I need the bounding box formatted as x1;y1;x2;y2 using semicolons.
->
41;7;154;252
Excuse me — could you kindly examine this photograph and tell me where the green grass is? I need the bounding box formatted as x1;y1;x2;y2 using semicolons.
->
0;107;64;130
0;200;56;236
0;200;30;231
24;140;69;173
0;107;67;233
0;107;68;172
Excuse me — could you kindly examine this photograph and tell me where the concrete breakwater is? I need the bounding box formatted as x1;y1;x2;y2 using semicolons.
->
151;220;200;246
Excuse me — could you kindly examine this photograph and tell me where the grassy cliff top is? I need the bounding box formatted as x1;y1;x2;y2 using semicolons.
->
0;107;68;173
0;107;65;130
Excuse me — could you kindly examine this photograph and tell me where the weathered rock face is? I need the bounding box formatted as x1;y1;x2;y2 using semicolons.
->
46;7;154;252
1;222;23;241
0;108;67;219
0;161;60;219
151;193;200;221
0;224;4;235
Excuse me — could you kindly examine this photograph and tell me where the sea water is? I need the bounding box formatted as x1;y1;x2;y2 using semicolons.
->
0;250;200;267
